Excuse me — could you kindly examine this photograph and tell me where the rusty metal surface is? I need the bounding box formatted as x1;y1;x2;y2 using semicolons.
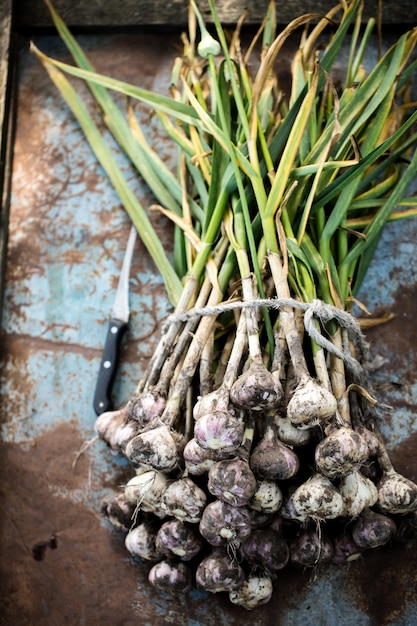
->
0;30;417;626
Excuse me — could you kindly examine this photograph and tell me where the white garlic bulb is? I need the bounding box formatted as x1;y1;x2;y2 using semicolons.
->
249;480;283;515
229;574;273;610
292;473;344;520
339;471;378;517
377;470;417;514
124;467;169;517
287;378;337;429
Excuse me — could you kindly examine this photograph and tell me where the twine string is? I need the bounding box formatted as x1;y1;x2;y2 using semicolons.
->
163;296;369;380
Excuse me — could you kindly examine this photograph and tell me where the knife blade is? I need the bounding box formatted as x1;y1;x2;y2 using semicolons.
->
93;223;137;415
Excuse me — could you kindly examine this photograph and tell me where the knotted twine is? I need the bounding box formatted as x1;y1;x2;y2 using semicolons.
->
163;297;370;385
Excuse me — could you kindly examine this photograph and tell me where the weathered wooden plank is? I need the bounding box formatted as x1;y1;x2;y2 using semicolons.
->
0;0;14;323
14;0;417;27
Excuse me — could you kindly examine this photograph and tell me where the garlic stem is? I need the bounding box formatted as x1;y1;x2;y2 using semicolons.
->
241;275;263;363
329;326;351;426
141;274;198;391
268;252;310;382
160;283;223;427
222;310;248;390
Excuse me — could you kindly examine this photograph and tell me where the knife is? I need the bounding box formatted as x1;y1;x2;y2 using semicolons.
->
93;223;137;415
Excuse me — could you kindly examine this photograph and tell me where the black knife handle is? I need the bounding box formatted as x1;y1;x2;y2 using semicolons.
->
93;318;127;415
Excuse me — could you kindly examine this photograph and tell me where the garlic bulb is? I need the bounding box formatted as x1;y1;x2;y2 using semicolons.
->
208;458;257;507
195;548;245;593
248;509;274;529
286;378;337;429
155;519;203;561
351;508;396;549
193;390;230;421
249;480;283;515
101;491;136;531
240;529;289;571
94;406;141;453
290;528;334;568
229;574;273;610
124;467;169;517
275;415;313;447
125;424;182;472
331;529;363;564
194;411;244;454
127;389;166;426
292;473;344;520
161;477;207;523
230;361;283;411
148;560;193;594
279;488;309;523
183;437;217;475
353;424;380;457
199;500;252;546
315;426;369;479
339;471;378;517
125;521;162;561
377;470;417;514
249;424;299;480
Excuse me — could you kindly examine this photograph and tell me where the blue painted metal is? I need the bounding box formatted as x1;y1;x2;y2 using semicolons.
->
0;30;416;625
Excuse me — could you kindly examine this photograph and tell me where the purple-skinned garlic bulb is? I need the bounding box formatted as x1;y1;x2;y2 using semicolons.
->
94;405;141;453
124;467;169;518
194;411;244;454
290;528;334;568
183;437;217;475
125;520;162;561
339;471;378;517
126;389;166;427
351;508;396;549
101;491;136;531
377;470;417;514
196;548;245;593
155;519;203;561
230;360;283;411
208;458;257;507
199;500;252;547
275;414;313;447
240;529;289;571
250;421;299;480
332;529;363;565
193;389;235;421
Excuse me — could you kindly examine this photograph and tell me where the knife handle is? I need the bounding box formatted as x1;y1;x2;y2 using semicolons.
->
93;318;127;415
